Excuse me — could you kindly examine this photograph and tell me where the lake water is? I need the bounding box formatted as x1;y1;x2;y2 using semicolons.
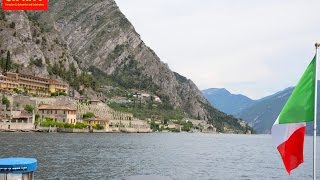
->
0;133;319;180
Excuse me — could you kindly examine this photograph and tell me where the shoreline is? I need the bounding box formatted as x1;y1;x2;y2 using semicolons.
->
0;129;242;134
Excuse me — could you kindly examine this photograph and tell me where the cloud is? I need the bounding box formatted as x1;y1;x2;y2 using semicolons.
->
115;0;320;99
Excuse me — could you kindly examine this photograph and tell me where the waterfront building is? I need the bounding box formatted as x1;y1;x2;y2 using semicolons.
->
167;123;181;130
83;117;109;129
0;72;68;96
0;110;35;130
12;112;33;124
38;105;77;124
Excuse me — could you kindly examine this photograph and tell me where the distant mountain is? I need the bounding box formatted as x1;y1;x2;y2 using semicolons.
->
235;88;293;134
202;88;255;115
236;84;320;134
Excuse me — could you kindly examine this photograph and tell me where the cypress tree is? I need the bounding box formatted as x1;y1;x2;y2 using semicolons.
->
5;51;11;72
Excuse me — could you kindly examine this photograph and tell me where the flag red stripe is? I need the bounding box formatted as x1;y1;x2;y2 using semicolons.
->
277;126;305;174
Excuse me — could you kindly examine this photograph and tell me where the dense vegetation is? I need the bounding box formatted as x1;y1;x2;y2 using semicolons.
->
47;62;99;93
112;57;159;93
0;51;20;72
89;56;159;94
150;120;194;132
89;59;188;123
108;101;184;121
202;102;255;133
24;105;34;113
40;118;88;129
50;91;67;97
83;112;95;119
1;95;10;109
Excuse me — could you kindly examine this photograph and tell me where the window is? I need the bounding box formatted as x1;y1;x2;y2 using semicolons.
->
55;110;57;114
64;111;66;114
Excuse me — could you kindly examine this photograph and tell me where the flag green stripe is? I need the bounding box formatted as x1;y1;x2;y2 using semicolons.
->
279;56;316;124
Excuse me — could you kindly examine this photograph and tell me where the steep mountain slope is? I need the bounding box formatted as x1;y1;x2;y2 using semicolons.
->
0;10;80;77
0;0;250;133
202;88;255;115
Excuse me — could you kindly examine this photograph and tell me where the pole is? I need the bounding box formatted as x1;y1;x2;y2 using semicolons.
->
314;43;319;180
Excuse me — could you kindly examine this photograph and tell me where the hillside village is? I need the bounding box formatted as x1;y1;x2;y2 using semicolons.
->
0;70;222;133
0;5;254;134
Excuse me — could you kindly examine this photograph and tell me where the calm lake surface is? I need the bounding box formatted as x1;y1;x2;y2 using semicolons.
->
0;133;319;180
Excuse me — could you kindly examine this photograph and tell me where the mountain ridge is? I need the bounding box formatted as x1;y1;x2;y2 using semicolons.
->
202;88;255;115
0;0;250;133
203;86;319;134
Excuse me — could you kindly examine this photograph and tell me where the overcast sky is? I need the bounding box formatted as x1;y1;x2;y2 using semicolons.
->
115;0;320;99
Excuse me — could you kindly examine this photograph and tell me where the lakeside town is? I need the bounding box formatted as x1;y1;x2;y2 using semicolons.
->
0;71;229;134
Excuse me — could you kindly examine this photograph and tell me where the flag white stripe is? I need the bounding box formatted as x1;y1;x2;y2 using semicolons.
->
271;117;306;147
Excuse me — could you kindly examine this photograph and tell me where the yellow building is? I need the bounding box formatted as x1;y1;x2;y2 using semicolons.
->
83;117;109;129
38;105;77;124
0;72;68;96
48;79;68;94
0;74;19;90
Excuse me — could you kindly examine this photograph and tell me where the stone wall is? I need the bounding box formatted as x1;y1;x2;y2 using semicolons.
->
0;122;34;130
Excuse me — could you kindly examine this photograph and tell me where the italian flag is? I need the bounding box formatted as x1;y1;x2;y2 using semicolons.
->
272;56;316;174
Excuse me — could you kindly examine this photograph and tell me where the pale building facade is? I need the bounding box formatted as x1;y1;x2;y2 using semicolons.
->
0;72;68;96
39;105;77;124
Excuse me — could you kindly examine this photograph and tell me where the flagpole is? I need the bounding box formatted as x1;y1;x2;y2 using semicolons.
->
314;43;319;180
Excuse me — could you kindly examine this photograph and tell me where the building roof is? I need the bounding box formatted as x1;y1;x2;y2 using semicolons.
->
48;79;67;86
84;117;108;122
12;114;33;119
38;105;76;111
2;72;67;86
18;73;50;82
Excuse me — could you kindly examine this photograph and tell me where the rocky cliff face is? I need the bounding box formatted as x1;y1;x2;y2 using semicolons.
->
0;0;249;132
46;0;209;118
0;9;79;77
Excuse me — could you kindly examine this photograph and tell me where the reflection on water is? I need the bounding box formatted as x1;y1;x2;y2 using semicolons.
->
0;133;318;180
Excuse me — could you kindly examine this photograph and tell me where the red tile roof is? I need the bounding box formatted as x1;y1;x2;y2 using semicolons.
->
38;105;76;111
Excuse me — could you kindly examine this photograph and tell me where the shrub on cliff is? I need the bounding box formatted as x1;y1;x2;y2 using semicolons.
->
83;112;95;119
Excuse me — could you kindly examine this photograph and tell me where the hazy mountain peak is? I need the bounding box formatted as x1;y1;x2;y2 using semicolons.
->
202;88;254;115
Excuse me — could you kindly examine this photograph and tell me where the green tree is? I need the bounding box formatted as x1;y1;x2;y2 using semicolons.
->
181;121;193;132
24;105;34;113
83;112;95;119
2;95;10;109
9;22;15;29
0;57;5;70
150;121;160;132
75;122;87;129
5;51;11;72
93;124;104;130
